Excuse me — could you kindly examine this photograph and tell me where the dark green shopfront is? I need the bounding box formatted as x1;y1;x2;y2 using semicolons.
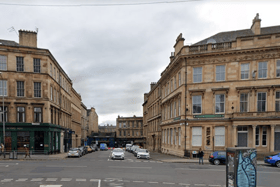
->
0;123;70;154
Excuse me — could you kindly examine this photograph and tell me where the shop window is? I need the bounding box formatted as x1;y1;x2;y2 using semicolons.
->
4;131;11;151
0;106;7;122
17;131;30;152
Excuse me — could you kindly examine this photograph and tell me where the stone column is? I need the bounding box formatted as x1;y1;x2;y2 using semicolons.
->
233;125;237;147
252;125;256;148
270;125;275;152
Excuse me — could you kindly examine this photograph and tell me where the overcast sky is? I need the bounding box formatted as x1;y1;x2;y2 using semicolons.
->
1;0;279;126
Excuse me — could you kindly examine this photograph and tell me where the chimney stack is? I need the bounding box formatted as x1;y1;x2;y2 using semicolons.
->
173;33;185;56
251;13;261;35
19;30;37;48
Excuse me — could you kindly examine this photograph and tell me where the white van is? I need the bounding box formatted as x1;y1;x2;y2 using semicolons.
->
125;144;132;151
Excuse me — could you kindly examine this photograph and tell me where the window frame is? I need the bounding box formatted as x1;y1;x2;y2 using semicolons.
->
193;67;202;83
192;95;202;114
241;63;250;80
33;58;41;73
258;61;267;79
255;126;259;147
240;93;249;112
17;81;24;97
216;65;225;81
257;92;266;112
17;106;25;123
276;60;280;78
215;126;225;147
0;80;7;96
16;56;24;72
34;82;41;98
276;91;280;112
215;94;225;114
262;126;267;146
34;107;42;123
0;55;7;71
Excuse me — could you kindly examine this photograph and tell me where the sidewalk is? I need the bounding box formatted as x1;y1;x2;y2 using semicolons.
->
150;152;265;165
0;152;68;161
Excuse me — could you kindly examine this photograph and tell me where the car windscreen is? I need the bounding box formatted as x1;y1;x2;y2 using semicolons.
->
138;149;147;153
113;149;123;152
70;148;79;151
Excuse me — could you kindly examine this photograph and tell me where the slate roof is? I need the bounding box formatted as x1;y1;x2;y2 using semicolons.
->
0;39;19;46
193;25;280;46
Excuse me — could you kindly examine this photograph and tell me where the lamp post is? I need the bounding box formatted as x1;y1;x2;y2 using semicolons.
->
0;72;5;158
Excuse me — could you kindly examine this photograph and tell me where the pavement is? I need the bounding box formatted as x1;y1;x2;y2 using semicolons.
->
149;151;266;165
0;152;68;160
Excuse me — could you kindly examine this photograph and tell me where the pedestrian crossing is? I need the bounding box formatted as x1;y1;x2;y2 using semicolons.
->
107;159;162;163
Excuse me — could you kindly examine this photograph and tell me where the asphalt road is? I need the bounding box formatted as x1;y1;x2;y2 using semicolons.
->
0;150;279;187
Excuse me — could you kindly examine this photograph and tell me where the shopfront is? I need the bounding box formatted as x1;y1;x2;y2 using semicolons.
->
0;123;63;154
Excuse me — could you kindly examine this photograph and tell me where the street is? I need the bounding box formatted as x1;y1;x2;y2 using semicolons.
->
0;150;279;187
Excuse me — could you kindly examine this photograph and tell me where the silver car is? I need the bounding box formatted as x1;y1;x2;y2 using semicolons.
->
68;148;82;158
111;148;125;160
137;149;150;159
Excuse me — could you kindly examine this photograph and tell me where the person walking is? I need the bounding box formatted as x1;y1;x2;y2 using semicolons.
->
24;147;30;158
198;148;204;165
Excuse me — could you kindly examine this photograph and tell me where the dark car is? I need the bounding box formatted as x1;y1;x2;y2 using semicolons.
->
209;151;226;165
78;146;88;155
264;153;280;167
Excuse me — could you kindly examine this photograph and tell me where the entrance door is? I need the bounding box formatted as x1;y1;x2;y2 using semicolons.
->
152;136;155;151
34;131;44;152
238;133;247;147
275;126;280;151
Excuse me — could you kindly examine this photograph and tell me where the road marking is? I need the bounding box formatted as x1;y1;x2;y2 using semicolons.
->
194;184;206;186
46;178;58;181
109;166;152;169
40;185;62;187
144;161;149;162
61;178;72;181
16;178;28;182
163;182;175;184
31;178;44;181
133;181;144;182
150;161;155;163
209;185;221;187
1;179;13;182
148;182;159;183
46;165;87;168
179;183;190;186
76;179;86;182
175;168;225;172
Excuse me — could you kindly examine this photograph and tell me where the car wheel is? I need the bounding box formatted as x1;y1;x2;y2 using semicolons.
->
214;159;220;165
276;161;280;168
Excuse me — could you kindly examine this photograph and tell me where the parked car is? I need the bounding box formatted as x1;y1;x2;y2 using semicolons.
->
77;147;84;156
133;147;141;157
78;146;88;155
85;146;93;153
130;145;139;153
100;143;108;151
264;153;280;167
209;151;226;165
67;148;82;158
125;144;132;151
92;144;98;151
90;145;96;152
137;149;150;159
111;148;125;160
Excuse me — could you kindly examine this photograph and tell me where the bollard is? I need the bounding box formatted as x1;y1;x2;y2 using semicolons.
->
13;151;17;159
9;152;13;159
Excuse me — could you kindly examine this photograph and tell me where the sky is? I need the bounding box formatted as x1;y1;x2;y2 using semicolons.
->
1;0;280;126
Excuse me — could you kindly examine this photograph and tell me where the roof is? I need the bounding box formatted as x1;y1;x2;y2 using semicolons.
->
193;25;280;46
0;39;19;46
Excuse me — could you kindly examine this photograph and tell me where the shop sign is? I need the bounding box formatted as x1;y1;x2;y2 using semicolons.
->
32;123;40;125
193;114;224;118
173;117;181;121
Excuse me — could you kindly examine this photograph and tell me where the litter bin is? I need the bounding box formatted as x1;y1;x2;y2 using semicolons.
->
226;147;257;187
9;152;13;159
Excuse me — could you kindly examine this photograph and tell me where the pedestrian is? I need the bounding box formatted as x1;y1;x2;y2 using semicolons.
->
198;148;204;165
25;147;30;158
0;143;4;153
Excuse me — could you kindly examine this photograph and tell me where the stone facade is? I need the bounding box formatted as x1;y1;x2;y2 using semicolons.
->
87;107;98;135
99;124;116;133
144;14;280;158
81;102;88;145
0;30;98;153
116;115;144;146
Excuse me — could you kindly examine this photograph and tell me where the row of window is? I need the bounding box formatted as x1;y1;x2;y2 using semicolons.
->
119;130;143;137
163;72;182;98
0;55;41;73
0;106;42;123
162;127;181;146
49;63;70;93
118;121;143;128
192;92;280;114
50;86;71;110
192;60;280;83
162;99;181;120
0;80;41;97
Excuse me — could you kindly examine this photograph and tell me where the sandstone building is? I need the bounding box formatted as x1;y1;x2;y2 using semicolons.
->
99;124;116;133
0;30;97;153
87;107;98;136
144;14;280;157
116;115;144;146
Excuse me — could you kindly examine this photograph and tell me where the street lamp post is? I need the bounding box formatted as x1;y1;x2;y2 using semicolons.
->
0;72;5;158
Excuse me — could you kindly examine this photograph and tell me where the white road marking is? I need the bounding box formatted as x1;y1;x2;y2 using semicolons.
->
179;183;190;186
148;182;159;183
76;179;86;182
1;179;13;182
0;165;9;167
194;184;206;186
157;161;163;163
31;178;44;181
61;178;72;181
109;166;152;169
133;181;144;182
16;178;28;182
46;178;58;181
150;161;155;163
40;185;62;187
175;168;225;172
163;182;175;184
46;165;87;168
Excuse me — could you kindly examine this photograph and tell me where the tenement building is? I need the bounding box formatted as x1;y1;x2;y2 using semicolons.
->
81;102;88;145
145;14;280;157
116;115;144;147
0;30;97;154
87;107;99;136
99;124;116;133
144;83;162;152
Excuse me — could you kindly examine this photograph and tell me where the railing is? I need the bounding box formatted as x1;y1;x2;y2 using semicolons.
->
188;42;232;53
